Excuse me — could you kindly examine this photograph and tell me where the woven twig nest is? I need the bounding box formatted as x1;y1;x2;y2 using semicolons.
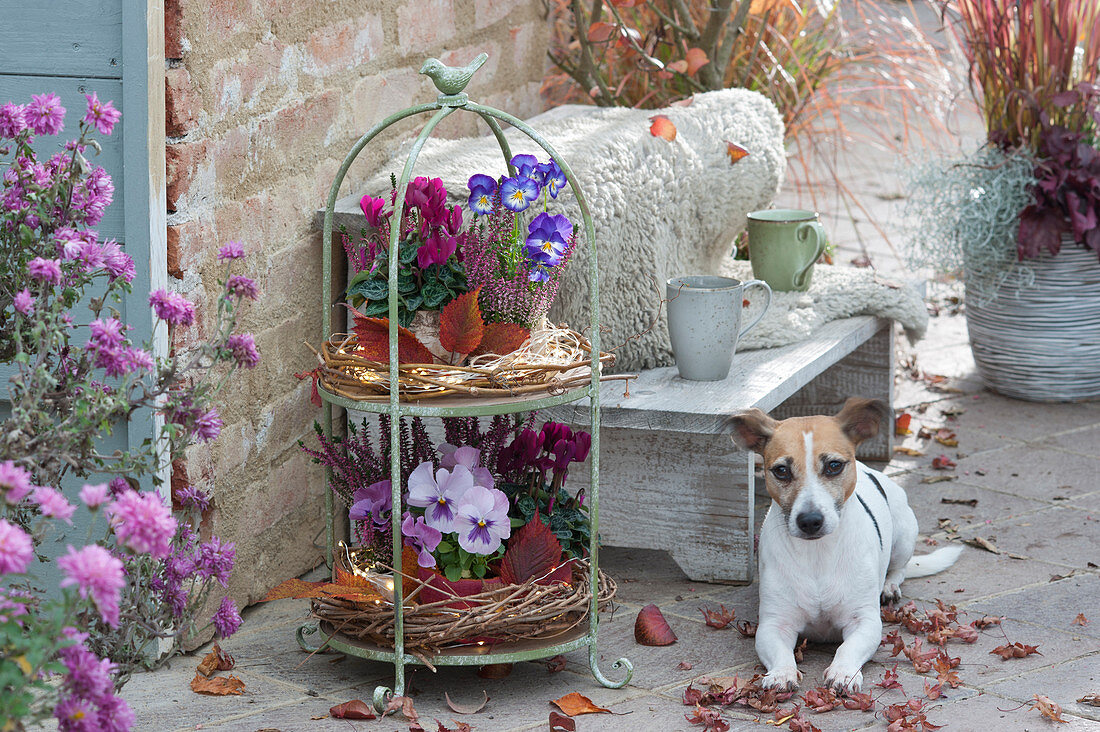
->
310;557;616;656
312;323;619;401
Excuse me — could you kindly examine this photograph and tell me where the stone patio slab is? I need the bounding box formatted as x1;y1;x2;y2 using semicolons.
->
985;654;1100;722
955;507;1100;569
944;447;1100;505
900;544;1063;604
964;574;1100;641
920;689;1100;730
898;476;1051;537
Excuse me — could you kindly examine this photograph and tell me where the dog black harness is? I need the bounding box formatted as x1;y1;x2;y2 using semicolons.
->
865;471;889;504
855;494;883;550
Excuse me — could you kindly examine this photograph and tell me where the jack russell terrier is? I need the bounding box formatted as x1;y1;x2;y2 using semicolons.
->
729;397;962;694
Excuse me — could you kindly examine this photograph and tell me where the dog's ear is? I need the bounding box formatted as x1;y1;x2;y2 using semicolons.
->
835;397;889;445
728;408;778;454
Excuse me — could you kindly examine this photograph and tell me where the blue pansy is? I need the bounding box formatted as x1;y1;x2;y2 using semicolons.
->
524;211;571;265
466;173;497;215
536;160;567;199
499;175;540;212
510;154;540;181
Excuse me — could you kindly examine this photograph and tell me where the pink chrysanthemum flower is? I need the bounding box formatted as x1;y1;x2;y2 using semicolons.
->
27;256;63;284
26;93;65;136
58;544;125;627
217;241;245;261
32;485;75;524
148;289;195;326
0;460;33;504
100;240;135;282
225;275;259;300
13;288;34;316
106;490;176;559
0;103;26;138
0;520;33;575
225;333;260;368
192;409;223;442
82;92;121;136
79;483;110;509
211;595;241;638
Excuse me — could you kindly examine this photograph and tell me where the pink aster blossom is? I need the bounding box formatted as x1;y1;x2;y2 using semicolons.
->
32;485;75;524
0;103;26;138
196;536;235;585
175;485;210;512
0;520;33;575
82;92;121;136
100;240;135;282
13;288;34;316
0;461;33;505
211;595;241;637
28;256;63;284
225;274;258;300
192;409;223;442
106;489;176;559
226;333;260;368
25;93;65;136
148;289;195;326
79;483;110;509
217;241;245;261
58;544;125;627
88;318;125;350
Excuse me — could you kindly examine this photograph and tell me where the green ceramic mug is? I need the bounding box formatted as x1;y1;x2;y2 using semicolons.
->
746;209;827;292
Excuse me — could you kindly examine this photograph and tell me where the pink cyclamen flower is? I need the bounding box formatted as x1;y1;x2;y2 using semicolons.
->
192;409;223;442
82;92;121;136
212;595;241;637
13;289;34;316
32;485;75;524
0;520;33;575
0;103;26;138
106;489;176;559
225;274;259;300
225;333;260;368
27;256;63;284
148;289;195;326
454;485;511;555
217;241;245;261
79;483;110;509
26;93;65;136
0;460;33;505
406;462;474;533
58;544;125;627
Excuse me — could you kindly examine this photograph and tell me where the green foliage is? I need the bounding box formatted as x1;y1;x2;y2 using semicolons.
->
345;239;467;327
433;541;503;581
499;481;591;559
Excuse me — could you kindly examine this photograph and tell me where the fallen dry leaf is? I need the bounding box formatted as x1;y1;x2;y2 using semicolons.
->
894;446;925;457
735;619;757;638
329;699;376;720
1073;613;1089;626
924;680;944;700
700;604;736;629
934;429;958;447
875;665;904;690
635;603;677;646
940;497;978;507
436;721;472;732
931;455;957;470
196;643;235;678
678;661;694;670
546;655;567;673
801;686;840;712
551;691;612;717
725;141;749;164
1077;693;1100;706
922;475;957;484
649;115;677;141
842;692;875;712
973;615;1004;629
895;413;913;436
445;691;487;715
990;642;1042;660
190;673;245;696
685;704;731;731
793;638;808;663
1029;694;1069;723
549;710;576;731
384;695;418;721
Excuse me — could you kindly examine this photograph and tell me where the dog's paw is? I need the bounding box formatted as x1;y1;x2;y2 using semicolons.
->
880;583;902;606
823;665;863;695
761;667;801;693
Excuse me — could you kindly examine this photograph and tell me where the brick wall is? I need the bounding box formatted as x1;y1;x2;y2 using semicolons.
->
164;0;550;609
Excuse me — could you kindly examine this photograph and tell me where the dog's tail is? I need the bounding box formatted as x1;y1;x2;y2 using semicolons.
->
904;545;963;579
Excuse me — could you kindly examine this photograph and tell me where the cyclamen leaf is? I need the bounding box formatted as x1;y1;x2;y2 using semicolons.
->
350;309;435;365
498;517;563;585
439;289;484;355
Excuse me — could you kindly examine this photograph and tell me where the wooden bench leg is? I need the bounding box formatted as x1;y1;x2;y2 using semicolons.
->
770;323;896;461
592;426;755;583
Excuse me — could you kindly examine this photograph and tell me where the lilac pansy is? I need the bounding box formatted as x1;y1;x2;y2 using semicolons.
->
401;513;442;568
406;462;474;533
454;485;511;555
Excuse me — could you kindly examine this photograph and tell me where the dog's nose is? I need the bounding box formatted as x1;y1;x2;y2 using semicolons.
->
796;510;824;535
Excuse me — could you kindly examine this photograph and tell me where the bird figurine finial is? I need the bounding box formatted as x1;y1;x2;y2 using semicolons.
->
419;52;489;97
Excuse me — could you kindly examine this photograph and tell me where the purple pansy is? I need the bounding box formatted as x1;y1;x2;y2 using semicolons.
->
499;175;539;213
406;462;474;533
440;445;494;489
454;485;511;555
401;513;443;568
350;479;392;525
510;153;540;181
524;212;572;266
466;173;497;215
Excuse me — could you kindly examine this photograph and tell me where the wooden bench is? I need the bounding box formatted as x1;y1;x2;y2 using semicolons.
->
546;315;895;584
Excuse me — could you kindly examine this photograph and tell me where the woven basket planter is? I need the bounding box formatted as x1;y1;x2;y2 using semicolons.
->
966;241;1100;402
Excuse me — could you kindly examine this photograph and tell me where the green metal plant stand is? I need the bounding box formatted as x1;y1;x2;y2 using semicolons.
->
295;53;633;709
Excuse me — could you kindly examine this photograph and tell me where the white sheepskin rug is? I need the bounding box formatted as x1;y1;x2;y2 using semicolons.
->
359;89;787;371
718;260;929;352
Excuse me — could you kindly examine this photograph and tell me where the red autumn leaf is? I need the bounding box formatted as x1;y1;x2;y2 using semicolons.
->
990;642;1041;660
650;115;677;141
735;619;758;637
904;637;939;673
931;454;956;470
383;695;418;721
330;699;376;720
546;655;567;673
678;660;694;670
895;413;912;435
700;604;736;629
973;615;1004;628
932;654;962;688
685;704;730;731
801;687;840;712
350;310;435;365
685;47;710;75
1073;613;1089;626
953;623;979;643
439;288;484;356
551;691;611;716
725;141;749;163
587;21;617;42
196;643;235;677
190;674;245;696
635;603;677;646
498;517;563;585
883;630;905;657
437;722;472;732
472;322;529;357
924;680;944;700
842;692;875;711
788;710;822;732
683;684;704;706
876;665;904;690
1029;695;1069;723
549;710;577;732
1077;693;1100;706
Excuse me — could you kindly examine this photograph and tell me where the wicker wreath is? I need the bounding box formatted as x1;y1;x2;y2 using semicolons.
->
310;558;616;656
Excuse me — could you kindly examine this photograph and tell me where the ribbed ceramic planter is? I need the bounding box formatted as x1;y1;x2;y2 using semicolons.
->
966;241;1100;402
